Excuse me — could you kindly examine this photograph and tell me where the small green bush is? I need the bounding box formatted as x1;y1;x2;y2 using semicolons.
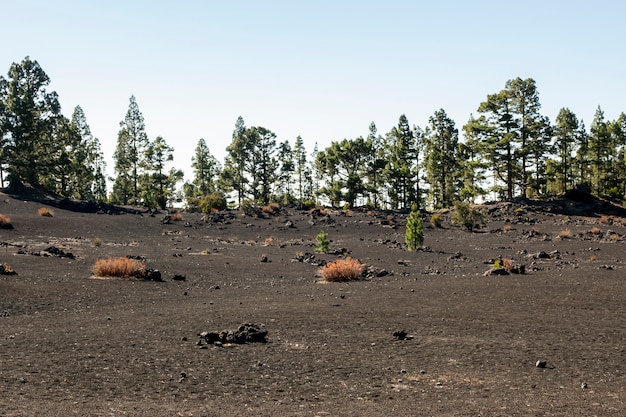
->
315;230;330;253
405;203;424;250
451;201;486;232
199;193;227;213
430;212;443;228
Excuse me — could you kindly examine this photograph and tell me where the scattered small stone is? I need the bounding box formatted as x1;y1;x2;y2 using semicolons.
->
536;360;547;368
172;274;186;281
260;254;269;263
581;382;588;389
392;330;413;340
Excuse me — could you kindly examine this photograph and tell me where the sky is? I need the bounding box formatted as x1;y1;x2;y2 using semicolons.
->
2;0;626;184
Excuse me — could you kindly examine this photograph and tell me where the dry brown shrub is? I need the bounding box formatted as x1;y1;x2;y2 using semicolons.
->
93;257;146;278
0;213;11;227
262;202;281;214
599;215;610;225
590;226;602;234
320;258;364;282
610;233;620;242
558;228;572;239
38;207;55;217
503;224;513;232
170;212;183;221
264;236;274;246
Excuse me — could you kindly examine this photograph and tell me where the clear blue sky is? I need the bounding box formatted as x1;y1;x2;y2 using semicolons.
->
2;1;625;183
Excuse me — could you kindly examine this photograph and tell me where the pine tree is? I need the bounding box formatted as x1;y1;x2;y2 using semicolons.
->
222;116;250;205
384;114;419;209
423;109;460;208
190;138;220;196
553;108;579;194
0;57;62;189
112;95;148;205
293;135;308;203
140;136;180;209
405;203;424;251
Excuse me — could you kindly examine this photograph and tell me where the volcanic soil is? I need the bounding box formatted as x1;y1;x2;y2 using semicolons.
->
1;190;625;416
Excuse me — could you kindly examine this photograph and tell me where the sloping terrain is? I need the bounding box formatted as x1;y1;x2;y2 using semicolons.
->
1;193;625;416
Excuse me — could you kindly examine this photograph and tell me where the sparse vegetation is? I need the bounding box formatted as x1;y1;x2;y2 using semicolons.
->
430;212;443;228
1;262;16;275
38;207;55;217
559;228;572;239
92;238;103;247
170;212;183;221
0;214;12;229
451;201;486;232
315;230;330;253
405;203;424;250
197;193;227;213
320;258;364;282
590;226;601;234
262;202;280;214
93;257;146;278
599;215;610;225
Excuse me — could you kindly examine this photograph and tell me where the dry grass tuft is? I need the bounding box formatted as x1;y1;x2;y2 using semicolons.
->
610;233;620;242
262;202;281;214
92;238;103;247
264;236;275;246
38;207;55;217
320;258;364;282
170;212;183;221
93;257;146;278
503;224;513;232
0;213;11;227
590;226;602;235
599;215;610;225
558;228;572;239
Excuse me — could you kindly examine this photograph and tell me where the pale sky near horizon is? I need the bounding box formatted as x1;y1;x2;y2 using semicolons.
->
2;1;625;184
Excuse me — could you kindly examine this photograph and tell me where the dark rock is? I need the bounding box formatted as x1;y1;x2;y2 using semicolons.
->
536;360;547;368
393;330;413;340
199;323;268;345
44;246;75;259
172;274;186;281
143;269;162;281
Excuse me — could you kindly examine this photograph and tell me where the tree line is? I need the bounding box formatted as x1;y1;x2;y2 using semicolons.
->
1;57;625;210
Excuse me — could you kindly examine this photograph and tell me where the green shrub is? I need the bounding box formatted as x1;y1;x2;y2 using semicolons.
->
199;193;227;213
315;230;330;253
430;212;443;228
240;199;261;216
451;201;486;232
405;203;424;250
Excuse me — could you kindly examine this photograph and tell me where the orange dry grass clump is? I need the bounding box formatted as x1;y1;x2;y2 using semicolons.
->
38;207;55;217
170;212;183;221
0;213;11;226
558;228;572;239
262;203;281;214
93;257;146;278
320;258;364;282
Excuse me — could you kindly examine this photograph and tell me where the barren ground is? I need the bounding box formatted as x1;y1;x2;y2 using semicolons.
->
1;191;625;416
